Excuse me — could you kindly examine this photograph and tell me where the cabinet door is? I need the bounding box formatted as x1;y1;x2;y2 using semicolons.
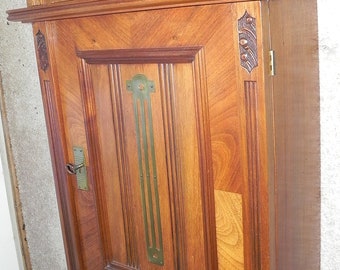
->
39;1;268;269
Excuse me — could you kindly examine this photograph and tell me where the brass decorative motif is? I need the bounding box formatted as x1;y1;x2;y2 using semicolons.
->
127;74;164;266
35;30;49;72
238;11;258;73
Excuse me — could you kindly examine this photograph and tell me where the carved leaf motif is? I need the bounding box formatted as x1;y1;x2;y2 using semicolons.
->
36;30;49;72
238;11;258;73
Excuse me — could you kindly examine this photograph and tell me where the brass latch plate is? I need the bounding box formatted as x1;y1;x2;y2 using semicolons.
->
73;146;88;191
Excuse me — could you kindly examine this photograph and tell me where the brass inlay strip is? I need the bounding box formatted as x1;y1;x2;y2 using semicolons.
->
127;74;164;266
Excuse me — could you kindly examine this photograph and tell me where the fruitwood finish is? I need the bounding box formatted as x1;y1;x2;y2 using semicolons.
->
7;0;320;269
8;0;256;22
268;1;320;269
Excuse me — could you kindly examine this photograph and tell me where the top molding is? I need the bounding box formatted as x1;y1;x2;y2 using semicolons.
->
7;0;255;23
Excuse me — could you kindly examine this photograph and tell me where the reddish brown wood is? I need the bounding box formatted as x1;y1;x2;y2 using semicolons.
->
158;63;186;269
41;20;107;270
7;1;320;269
33;22;84;269
77;47;202;64
43;80;83;269
268;0;320;269
33;3;266;269
244;80;261;269
76;45;218;269
108;64;139;267
192;48;218;270
8;0;256;22
78;60;109;267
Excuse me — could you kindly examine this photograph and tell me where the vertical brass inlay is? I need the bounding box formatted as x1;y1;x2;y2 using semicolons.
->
127;74;164;266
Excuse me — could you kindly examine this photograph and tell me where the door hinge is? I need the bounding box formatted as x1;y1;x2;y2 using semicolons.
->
269;50;276;76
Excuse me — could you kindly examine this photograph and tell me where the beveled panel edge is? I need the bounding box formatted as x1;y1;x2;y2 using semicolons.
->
192;49;218;270
158;63;187;269
76;47;203;64
108;64;139;267
77;59;110;266
7;0;256;23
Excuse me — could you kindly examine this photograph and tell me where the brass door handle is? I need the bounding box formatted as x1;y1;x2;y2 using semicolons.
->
66;146;88;190
65;162;84;175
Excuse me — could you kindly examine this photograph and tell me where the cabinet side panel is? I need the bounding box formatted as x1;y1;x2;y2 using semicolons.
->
269;1;320;269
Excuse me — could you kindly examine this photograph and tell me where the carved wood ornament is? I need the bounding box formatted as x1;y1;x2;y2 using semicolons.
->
35;30;49;72
238;11;258;73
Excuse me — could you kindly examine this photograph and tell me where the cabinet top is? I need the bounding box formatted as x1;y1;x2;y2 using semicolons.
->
7;0;257;23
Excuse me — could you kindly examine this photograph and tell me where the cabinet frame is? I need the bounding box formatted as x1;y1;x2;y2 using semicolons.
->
7;0;320;269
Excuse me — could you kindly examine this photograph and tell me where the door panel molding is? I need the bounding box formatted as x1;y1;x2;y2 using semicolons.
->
77;46;217;269
76;47;203;65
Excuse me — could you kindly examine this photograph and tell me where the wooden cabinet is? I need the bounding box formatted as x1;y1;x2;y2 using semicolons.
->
7;1;320;269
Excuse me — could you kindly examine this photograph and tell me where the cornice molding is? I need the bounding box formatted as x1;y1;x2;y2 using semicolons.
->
7;0;253;23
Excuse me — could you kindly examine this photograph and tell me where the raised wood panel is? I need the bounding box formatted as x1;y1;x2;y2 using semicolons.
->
78;62;126;266
77;46;217;269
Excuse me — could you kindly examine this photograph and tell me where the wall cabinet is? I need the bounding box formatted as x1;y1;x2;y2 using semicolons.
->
7;1;320;269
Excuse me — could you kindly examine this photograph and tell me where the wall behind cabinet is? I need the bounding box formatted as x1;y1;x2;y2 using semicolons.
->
0;0;67;269
318;0;340;268
0;0;339;269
